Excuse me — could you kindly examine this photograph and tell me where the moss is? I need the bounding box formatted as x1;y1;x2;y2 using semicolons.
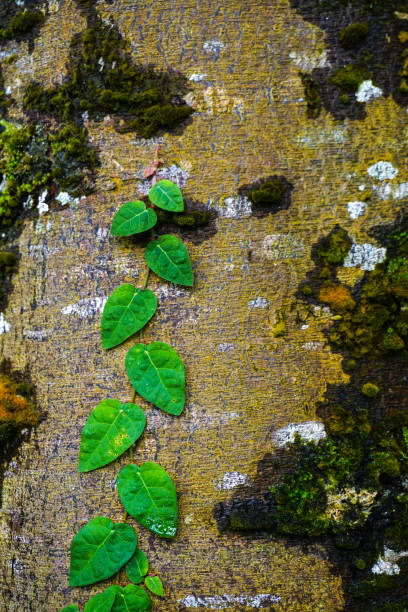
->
300;73;321;118
0;9;45;41
0;121;50;230
330;62;372;93
362;382;380;398
315;227;352;271
50;123;98;196
248;177;284;208
172;209;210;228
339;23;369;50
318;283;356;313
24;18;193;139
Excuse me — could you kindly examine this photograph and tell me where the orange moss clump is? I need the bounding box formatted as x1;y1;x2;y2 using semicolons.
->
318;283;356;313
0;375;39;429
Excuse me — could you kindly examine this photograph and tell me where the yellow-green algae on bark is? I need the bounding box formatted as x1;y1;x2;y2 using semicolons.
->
0;0;408;610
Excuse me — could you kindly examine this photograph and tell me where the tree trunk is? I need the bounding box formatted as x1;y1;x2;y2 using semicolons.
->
0;0;402;610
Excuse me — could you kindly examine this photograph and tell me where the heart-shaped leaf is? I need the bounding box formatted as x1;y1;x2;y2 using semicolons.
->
148;179;183;212
117;463;178;538
84;588;116;612
145;234;193;286
145;576;164;597
111;201;157;236
126;548;149;584
60;607;80;612
110;585;152;612
125;342;185;415
69;517;137;587
101;284;157;350
78;399;146;473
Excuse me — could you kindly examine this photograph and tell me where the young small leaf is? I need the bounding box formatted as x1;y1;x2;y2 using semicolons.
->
101;284;157;350
78;399;146;472
60;607;80;612
117;462;178;538
145;576;164;597
125;341;185;415
126;548;149;584
148;179;183;212
110;585;152;612
84;588;116;612
69;517;137;587
145;234;193;286
111;201;157;236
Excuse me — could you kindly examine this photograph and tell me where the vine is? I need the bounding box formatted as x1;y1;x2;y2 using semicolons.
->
61;176;192;611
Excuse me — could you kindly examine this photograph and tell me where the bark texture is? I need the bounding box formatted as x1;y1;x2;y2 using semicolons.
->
0;0;406;610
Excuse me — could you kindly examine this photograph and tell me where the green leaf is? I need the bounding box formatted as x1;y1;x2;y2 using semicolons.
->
125;341;185;415
110;585;152;612
145;576;164;597
111;201;157;236
84;588;116;612
117;463;178;538
101;284;157;350
148;179;183;212
60;607;80;612
69;517;137;587
126;548;149;584
145;234;193;286
78;399;146;472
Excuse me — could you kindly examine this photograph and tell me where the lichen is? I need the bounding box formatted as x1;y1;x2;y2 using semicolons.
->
218;219;408;609
289;0;408;120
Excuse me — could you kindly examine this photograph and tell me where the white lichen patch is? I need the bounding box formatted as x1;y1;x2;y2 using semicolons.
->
56;191;72;206
37;190;49;215
373;181;408;201
289;49;330;72
343;243;386;272
23;329;48;341
371;547;408;576
355;80;383;103
258;233;305;261
189;73;207;82
301;341;323;351
203;39;226;54
214;196;252;219
215;471;250;491
272;421;326;448
61;297;107;318
138;164;189;194
179;593;281;609
347;201;367;219
367;161;398;181
0;313;11;334
217;342;236;353
248;297;269;309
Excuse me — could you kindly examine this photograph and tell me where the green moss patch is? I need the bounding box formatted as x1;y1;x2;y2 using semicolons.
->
24;16;193;138
239;175;293;218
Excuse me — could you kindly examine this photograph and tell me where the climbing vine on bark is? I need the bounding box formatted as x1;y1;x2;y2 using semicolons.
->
61;179;192;611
